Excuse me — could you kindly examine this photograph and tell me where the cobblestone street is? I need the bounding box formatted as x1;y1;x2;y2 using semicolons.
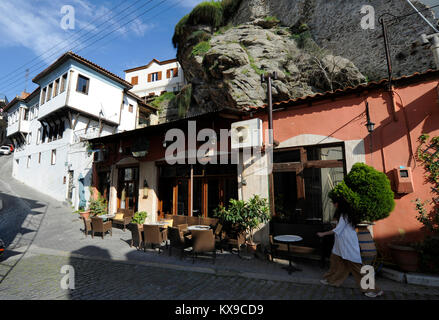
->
1;155;439;300
1;252;437;300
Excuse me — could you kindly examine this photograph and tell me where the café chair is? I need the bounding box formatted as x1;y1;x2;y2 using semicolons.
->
143;224;168;253
168;227;192;259
191;229;216;264
91;217;112;239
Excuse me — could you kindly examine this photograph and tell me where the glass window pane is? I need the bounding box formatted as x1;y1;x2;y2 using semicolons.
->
273;172;299;223
304;167;345;223
273;149;301;163
306;145;343;161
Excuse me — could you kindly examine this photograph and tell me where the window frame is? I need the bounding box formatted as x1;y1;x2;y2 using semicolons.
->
76;74;90;95
51;149;56;165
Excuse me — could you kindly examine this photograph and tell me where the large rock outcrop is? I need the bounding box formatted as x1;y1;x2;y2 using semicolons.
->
232;0;438;80
159;0;438;121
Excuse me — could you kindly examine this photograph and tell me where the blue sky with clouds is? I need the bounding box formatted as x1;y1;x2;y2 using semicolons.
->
0;0;204;100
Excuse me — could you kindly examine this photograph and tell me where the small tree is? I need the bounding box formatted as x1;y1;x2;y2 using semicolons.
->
214;195;271;244
131;211;148;225
328;163;395;223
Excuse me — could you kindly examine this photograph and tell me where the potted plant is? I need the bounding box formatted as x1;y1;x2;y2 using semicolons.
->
129;211;148;249
131;211;148;228
88;193;108;217
328;162;396;266
75;207;91;220
215;195;271;254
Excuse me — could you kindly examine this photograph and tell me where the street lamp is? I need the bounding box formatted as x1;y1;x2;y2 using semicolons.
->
365;101;375;133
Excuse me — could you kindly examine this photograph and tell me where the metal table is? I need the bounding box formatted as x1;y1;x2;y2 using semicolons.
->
273;235;303;274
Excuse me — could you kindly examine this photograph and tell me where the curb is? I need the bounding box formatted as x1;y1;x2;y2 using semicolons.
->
380;267;439;288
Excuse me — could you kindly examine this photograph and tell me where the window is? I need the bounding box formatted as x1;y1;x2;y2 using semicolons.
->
167;68;178;78
27;155;31;168
272;143;346;224
47;83;53;102
36;129;41;145
38;152;41;164
23;108;29;121
128;104;133;113
148;72;161;82
131;76;138;85
40;88;46;105
53;78;60;97
51;149;56;165
60;73;67;93
76;74;89;94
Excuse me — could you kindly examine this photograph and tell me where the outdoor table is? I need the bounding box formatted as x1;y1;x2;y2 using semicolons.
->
273;235;303;274
97;214;115;221
187;225;211;231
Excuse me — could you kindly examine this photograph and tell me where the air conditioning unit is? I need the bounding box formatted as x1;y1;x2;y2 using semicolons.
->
231;118;263;149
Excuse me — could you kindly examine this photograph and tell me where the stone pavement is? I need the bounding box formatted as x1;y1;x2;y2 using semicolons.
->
1;155;439;300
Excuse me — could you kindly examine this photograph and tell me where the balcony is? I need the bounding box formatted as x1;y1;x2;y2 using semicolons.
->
7;119;30;137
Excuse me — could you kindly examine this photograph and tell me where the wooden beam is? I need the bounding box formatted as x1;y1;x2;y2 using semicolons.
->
85;118;91;133
273;162;302;172
72;113;80;130
305;160;344;168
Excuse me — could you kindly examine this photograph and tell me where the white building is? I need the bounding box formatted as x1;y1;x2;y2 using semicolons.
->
4;51;157;209
124;58;185;98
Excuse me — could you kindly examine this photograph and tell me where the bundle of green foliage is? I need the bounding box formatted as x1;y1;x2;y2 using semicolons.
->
89;193;108;216
131;211;148;225
328;163;395;223
172;0;243;48
214;195;271;244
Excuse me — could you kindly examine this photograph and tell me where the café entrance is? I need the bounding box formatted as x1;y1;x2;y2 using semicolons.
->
158;164;237;218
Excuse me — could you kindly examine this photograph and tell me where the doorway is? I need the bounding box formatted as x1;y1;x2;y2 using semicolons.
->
117;166;139;212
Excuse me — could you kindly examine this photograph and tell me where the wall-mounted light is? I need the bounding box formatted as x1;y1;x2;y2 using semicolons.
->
365;101;375;133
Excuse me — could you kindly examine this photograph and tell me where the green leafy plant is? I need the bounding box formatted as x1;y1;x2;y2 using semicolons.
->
131;211;148;225
151;92;176;109
88;191;108;216
191;41;211;56
328;162;395;223
264;16;280;23
214;195;271;244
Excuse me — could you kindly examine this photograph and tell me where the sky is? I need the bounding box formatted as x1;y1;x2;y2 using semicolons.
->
0;0;205;101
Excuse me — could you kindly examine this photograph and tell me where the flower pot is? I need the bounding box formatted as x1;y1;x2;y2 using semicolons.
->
246;242;259;253
388;242;419;272
356;225;377;266
79;211;91;220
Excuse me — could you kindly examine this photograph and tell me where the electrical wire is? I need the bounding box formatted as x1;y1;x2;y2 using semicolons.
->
0;0;160;92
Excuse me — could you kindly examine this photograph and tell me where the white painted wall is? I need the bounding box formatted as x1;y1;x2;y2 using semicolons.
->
125;60;185;97
7;56;142;209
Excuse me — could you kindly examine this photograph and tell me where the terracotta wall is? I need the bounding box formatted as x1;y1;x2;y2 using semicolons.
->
255;78;439;253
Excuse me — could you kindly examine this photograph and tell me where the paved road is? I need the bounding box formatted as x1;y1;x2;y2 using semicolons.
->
1;252;436;300
0;155;438;300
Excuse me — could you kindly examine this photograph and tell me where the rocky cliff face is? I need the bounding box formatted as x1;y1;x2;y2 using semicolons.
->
159;0;438;121
232;0;438;80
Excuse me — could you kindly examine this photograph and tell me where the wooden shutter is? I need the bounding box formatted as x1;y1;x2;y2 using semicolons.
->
166;69;170;78
148;73;152;82
158;71;162;81
131;76;138;85
174;68;178;77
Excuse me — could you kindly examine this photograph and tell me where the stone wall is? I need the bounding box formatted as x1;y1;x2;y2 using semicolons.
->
232;0;439;80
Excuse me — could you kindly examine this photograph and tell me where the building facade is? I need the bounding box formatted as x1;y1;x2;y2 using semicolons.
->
4;52;156;209
90;69;439;254
0;95;8;145
124;59;185;98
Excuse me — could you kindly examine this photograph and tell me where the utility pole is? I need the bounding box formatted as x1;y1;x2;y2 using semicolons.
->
261;72;278;216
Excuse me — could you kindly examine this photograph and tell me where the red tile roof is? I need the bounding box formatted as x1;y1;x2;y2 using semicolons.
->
124;58;178;73
247;69;439;111
33;51;132;88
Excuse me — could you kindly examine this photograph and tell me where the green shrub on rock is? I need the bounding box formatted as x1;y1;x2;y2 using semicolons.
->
328;163;395;222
